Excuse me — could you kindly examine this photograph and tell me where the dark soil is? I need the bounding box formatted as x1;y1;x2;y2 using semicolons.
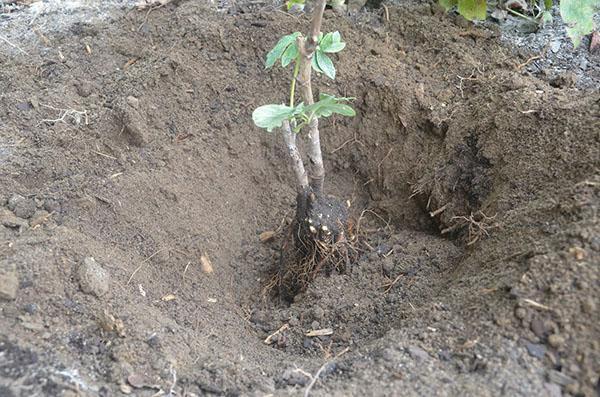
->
0;1;598;396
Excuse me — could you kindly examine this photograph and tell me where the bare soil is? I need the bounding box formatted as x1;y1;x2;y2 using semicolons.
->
0;1;599;396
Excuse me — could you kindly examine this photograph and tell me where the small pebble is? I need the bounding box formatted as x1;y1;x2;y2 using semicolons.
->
407;345;430;361
76;257;110;297
547;334;564;349
581;297;596;314
23;303;38;315
515;307;527;320
526;342;546;359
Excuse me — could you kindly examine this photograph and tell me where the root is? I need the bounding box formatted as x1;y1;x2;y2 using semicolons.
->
448;211;499;245
277;227;358;299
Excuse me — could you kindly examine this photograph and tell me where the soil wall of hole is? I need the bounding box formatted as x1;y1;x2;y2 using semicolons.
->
0;1;598;396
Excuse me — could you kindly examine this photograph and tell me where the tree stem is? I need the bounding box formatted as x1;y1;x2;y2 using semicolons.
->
282;120;309;193
297;0;326;195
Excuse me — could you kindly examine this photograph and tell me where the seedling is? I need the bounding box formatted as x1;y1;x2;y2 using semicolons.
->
253;0;357;298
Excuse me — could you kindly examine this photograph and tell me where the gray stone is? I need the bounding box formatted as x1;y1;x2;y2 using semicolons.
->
126;96;139;109
0;260;18;300
12;198;36;219
547;370;575;386
526;342;546;359
0;209;28;228
543;382;562;397
407;345;430;361
77;257;109;297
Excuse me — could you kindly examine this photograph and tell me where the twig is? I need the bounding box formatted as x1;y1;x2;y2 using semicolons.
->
382;4;389;22
382;272;404;293
264;323;289;345
429;204;447;217
0;35;29;56
515;55;542;70
303;362;329;397
127;248;167;285
167;365;177;397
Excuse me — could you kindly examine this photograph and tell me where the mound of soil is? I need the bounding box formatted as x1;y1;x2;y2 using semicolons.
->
0;1;598;396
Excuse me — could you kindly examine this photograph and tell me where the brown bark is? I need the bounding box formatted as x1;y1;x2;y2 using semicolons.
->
297;0;327;195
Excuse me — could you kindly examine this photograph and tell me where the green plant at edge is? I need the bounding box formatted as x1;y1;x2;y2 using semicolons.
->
439;0;600;47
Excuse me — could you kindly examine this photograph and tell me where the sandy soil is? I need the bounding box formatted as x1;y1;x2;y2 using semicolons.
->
0;1;598;396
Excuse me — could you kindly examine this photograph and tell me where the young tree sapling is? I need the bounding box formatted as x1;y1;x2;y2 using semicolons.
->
253;0;357;298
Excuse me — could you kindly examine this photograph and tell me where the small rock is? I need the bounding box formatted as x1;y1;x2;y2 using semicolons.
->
547;370;575;386
16;102;31;111
23;303;38;315
543;382;562;397
515;307;527;320
548;334;565;349
13;199;36;219
116;100;148;146
0;261;18;300
550;41;561;53
581;297;596;314
311;321;320;330
407;345;430;361
77;257;109;297
490;9;507;21
0;209;28;229
146;333;160;348
531;317;548;339
526;342;546;359
312;306;325;321
126;96;139;109
119;383;132;394
564;382;580;395
289;317;299;327
43;198;61;214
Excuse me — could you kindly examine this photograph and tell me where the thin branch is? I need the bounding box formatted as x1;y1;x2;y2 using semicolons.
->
0;35;29;56
282;120;309;193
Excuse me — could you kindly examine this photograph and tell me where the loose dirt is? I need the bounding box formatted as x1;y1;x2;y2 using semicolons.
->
0;1;598;396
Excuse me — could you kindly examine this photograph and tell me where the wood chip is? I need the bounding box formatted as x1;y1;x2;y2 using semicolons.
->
264;323;289;345
521;298;551;311
200;254;213;273
305;328;333;337
259;230;276;243
161;294;176;302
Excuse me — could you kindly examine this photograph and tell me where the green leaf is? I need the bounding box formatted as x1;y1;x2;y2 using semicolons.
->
252;104;295;132
319;31;346;53
265;32;301;69
311;55;324;74
560;0;599;47
457;0;487;20
439;0;458;11
304;94;356;119
281;43;299;67
541;10;553;25
544;0;552;10
286;0;305;11
314;50;336;79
